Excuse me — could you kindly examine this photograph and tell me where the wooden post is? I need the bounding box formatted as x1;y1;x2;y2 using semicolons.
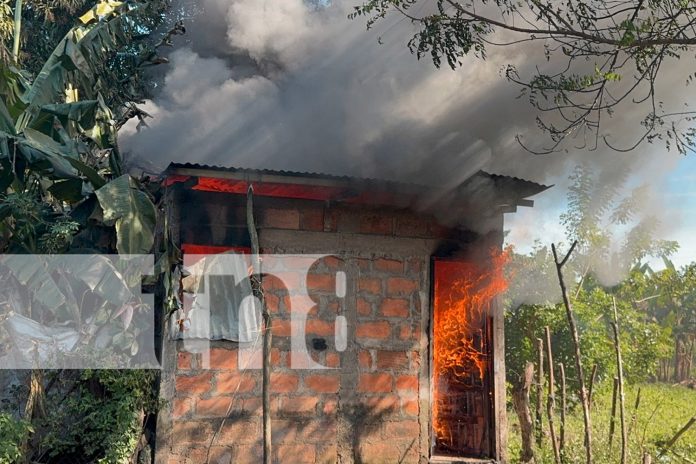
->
658;416;696;458
587;364;598;410
552;242;592;464
611;297;627;464
628;387;642;441
535;337;545;447
559;362;567;460
608;377;619;450
247;186;272;464
512;362;536;463
545;327;561;464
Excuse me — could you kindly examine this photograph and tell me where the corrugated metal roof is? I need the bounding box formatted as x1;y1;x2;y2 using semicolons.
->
165;162;552;199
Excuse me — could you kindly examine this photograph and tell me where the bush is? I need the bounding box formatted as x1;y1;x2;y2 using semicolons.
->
0;413;32;464
32;370;158;463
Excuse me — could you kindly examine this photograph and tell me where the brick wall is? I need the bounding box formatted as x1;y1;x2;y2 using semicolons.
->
160;190;468;464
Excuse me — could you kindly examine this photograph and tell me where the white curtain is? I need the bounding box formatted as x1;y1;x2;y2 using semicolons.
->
179;253;261;343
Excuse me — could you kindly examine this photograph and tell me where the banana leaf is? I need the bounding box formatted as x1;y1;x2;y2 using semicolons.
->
47;178;84;202
95;175;156;254
19;2;140;121
0;99;16;135
17;141;78;179
1;255;67;310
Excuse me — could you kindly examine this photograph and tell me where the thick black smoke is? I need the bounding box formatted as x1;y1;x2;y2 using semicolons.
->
120;0;692;287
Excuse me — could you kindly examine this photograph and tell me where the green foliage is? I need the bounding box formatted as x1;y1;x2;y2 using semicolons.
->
34;369;158;463
505;277;670;391
505;165;678;389
352;0;696;154
95;174;156;254
508;383;696;462
0;0;183;256
0;1;179;462
0;413;32;464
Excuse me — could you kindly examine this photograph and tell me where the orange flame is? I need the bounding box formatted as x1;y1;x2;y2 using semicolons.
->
432;248;510;455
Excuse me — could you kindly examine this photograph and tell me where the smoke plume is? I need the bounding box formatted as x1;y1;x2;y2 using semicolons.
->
120;0;693;287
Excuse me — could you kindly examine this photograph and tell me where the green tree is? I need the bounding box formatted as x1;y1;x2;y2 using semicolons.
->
0;1;182;461
504;165;676;462
351;1;696;154
625;260;696;381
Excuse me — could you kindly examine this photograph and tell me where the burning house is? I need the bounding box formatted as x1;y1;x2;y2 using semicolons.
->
156;163;549;464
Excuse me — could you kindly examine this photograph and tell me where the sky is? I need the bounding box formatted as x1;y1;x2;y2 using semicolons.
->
505;153;696;269
120;0;696;272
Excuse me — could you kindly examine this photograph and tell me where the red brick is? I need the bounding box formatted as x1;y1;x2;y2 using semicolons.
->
354;258;371;271
175;372;213;394
241;398;262;415
305;374;339;393
305;319;334;336
358;443;402;462
399;324;419;340
207;446;236;463
363;396;399;412
325;352;340;368
272;319;292;337
281;295;292;312
358;350;372;369
170;448;211;463
300;208;324;231
402;399;419;416
171;422;212;444
395;216;428;237
219;420;259;444
209;347;238;369
276;444;316;464
395;375;418;392
428;221;452;237
307;273;335;293
317;444;337;463
322;400;337;415
177;352;192;370
383;420;420;438
270;372;299;393
262;208;300;229
360;214;393;235
271;347;283;367
358;373;392;392
357;298;372;316
380;298;409;317
172;397;192;418
265;272;301;291
358;277;382;294
266;293;281;314
376;351;409;370
196;397;234;417
322;255;342;270
277;396;318;414
386;277;418;295
326;300;340;314
216;372;257;393
375;258;403;274
272;419;335;443
356;321;391;339
230;445;263;464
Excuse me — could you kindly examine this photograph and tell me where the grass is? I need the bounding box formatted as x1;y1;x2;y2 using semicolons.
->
507;383;696;463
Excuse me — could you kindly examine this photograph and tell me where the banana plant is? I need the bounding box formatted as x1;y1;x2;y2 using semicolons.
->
0;0;179;254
